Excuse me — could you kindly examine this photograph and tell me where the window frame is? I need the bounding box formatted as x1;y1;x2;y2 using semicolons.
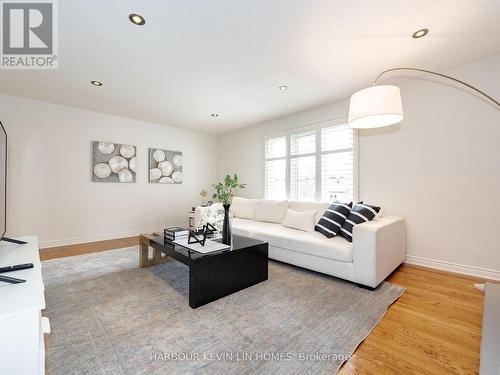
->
264;117;358;202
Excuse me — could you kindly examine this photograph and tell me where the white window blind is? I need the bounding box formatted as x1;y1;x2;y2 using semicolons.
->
265;159;286;199
321;124;354;202
265;122;356;202
290;130;315;156
321;124;353;152
265;136;287;199
265;136;286;159
290;129;316;201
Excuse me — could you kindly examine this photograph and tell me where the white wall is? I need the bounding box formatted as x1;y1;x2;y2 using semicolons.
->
1;94;217;248
218;54;500;278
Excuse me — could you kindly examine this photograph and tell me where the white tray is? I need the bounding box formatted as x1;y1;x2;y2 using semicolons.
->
173;236;230;254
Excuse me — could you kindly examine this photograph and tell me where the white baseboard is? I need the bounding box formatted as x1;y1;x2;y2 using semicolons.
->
405;255;500;281
39;228;162;249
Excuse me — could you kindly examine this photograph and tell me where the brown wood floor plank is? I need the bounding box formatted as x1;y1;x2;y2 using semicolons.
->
340;264;486;374
39;236;139;260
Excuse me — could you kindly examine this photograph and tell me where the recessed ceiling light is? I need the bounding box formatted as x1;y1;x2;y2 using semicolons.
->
279;85;288;91
91;80;103;87
211;113;219;118
129;13;145;26
412;28;429;39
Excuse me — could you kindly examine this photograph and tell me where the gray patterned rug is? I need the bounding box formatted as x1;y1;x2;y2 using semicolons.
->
42;246;404;375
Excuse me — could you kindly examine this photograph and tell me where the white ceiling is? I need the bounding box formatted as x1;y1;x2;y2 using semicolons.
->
1;0;500;134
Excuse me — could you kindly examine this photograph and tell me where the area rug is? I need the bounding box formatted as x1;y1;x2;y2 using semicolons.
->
42;246;404;375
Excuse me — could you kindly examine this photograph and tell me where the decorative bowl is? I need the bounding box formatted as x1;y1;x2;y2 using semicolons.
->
173;154;183;167
158;161;173;176
94;163;112;179
120;145;136;159
108;156;128;173
150;168;162;180
119;169;134;183
98;142;115;155
172;171;182;183
159;177;174;184
153;149;166;162
129;156;137;173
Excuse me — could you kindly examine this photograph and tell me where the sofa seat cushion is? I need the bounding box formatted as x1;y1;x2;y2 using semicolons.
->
232;218;353;263
231;218;277;237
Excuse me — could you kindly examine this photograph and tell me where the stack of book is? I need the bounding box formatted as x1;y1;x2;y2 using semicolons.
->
164;227;189;242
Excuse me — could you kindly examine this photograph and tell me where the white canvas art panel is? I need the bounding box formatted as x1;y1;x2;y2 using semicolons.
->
149;148;182;184
92;141;136;183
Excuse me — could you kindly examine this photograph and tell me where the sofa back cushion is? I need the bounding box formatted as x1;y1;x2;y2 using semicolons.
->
282;209;317;232
289;201;330;224
231;197;258;219
254;200;289;223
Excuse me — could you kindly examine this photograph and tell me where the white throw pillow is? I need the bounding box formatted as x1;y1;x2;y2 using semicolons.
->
231;197;258;219
199;203;226;231
289;201;330;224
282;209;317;232
254;200;289;223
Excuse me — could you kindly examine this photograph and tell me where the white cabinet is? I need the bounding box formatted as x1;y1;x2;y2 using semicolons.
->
0;236;49;375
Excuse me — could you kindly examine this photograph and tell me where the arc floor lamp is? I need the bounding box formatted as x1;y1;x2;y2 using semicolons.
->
347;67;500;129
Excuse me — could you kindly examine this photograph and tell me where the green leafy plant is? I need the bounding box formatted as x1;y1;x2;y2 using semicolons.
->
212;174;246;206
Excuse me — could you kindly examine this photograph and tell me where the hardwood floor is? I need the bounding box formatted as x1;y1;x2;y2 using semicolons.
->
39;236;138;260
340;264;485;375
40;237;486;374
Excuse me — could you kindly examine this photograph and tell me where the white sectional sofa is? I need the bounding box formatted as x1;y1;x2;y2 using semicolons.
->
195;198;406;288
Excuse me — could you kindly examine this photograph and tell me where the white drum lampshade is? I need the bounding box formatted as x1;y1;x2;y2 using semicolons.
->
348;85;404;129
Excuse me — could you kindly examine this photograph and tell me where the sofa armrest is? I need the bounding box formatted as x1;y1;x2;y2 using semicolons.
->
194;206;209;228
352;215;406;288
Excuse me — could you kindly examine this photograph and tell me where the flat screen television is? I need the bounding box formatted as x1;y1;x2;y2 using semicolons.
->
0;122;26;245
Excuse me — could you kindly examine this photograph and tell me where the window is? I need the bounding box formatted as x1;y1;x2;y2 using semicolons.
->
264;122;356;202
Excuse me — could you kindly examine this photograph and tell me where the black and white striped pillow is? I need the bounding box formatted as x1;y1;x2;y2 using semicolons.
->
340;203;381;242
315;202;352;238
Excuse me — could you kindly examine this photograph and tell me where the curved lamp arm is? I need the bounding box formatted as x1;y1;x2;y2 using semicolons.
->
374;67;500;108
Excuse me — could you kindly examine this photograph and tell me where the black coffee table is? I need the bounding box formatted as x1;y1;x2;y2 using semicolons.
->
139;233;268;308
